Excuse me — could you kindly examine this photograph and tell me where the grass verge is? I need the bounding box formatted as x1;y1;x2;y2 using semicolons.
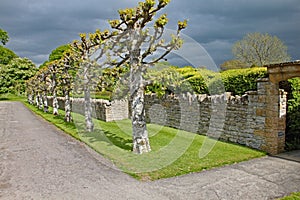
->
279;192;300;200
0;93;26;101
19;98;266;181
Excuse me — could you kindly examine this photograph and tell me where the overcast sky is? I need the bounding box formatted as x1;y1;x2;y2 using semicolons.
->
0;0;299;68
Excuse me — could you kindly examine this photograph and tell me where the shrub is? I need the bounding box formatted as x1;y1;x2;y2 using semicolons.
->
220;67;267;95
285;78;300;150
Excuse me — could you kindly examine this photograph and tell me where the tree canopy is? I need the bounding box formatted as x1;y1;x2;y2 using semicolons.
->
0;29;9;45
49;44;71;62
0;45;18;65
232;32;291;67
0;57;37;94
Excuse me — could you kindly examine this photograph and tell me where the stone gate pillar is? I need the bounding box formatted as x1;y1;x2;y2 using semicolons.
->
256;78;286;154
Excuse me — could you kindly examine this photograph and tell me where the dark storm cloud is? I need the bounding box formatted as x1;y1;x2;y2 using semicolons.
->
164;0;300;66
0;0;299;67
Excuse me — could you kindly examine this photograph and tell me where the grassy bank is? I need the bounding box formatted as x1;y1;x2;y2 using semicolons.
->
0;93;25;101
22;100;266;181
279;192;300;200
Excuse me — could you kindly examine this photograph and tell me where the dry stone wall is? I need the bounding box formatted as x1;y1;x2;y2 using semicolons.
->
145;92;267;150
46;77;287;154
47;97;128;122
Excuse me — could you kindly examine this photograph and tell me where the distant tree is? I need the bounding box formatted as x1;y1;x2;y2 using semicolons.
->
49;44;71;62
56;52;78;122
0;46;17;65
47;61;60;115
0;29;9;45
0;57;37;94
232;32;291;66
220;59;248;71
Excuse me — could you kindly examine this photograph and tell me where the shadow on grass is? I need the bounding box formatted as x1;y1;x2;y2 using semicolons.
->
0;97;9;101
75;122;132;151
84;129;132;151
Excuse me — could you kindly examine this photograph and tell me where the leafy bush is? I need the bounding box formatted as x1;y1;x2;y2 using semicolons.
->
0;58;37;94
285;78;300;150
145;65;268;96
219;67;267;95
145;66;193;96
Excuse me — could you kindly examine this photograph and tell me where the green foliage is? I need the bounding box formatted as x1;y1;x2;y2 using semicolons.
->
219;67;268;95
279;192;300;200
145;66;192;96
0;28;9;45
181;67;219;94
49;44;71;62
97;66;130;95
0;45;18;65
145;65;268;96
0;58;37;94
285;78;300;150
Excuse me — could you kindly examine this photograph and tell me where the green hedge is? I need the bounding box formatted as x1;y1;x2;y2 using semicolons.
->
145;66;268;96
220;67;267;95
286;78;300;150
177;66;268;95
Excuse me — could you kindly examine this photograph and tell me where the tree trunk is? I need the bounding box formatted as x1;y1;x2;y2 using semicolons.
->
39;93;43;110
131;79;151;154
84;85;94;132
82;60;94;132
52;73;59;115
43;92;48;113
130;28;151;154
35;93;39;107
28;93;33;104
64;91;72;122
52;92;59;115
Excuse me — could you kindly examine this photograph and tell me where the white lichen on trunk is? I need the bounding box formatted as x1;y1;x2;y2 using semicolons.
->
64;91;72;122
131;81;151;154
130;28;151;154
35;93;39;106
84;85;94;132
43;92;48;113
82;59;94;132
52;92;59;115
38;93;43;110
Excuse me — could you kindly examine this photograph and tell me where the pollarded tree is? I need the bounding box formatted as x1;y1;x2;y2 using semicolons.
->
25;77;36;105
232;32;291;67
56;51;77;123
108;0;187;154
72;29;114;132
36;67;50;112
47;61;60;115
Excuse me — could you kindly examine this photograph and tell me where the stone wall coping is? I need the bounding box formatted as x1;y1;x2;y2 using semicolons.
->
47;96;127;107
264;60;300;68
145;91;256;105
